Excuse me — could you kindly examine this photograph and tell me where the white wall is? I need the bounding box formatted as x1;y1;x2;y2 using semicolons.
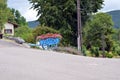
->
3;23;14;36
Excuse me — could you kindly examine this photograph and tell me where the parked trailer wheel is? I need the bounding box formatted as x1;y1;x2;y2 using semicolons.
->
42;44;48;50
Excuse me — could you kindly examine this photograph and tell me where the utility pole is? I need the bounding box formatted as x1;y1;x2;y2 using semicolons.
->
77;0;82;54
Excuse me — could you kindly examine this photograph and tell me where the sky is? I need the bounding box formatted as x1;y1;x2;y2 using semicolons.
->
7;0;120;21
100;0;120;12
7;0;38;21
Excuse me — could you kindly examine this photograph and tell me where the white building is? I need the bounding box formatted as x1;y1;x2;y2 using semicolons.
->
2;22;18;36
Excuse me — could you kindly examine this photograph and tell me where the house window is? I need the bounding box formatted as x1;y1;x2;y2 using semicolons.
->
4;29;12;34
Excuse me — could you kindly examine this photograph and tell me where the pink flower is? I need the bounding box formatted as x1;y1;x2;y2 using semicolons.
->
37;33;62;40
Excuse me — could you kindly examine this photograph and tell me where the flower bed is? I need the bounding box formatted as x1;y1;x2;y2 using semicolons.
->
37;33;62;40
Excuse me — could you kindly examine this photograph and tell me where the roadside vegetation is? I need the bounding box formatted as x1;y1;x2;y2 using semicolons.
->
27;0;120;58
0;0;120;58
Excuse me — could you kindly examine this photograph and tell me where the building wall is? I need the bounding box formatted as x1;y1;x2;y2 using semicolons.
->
2;23;14;36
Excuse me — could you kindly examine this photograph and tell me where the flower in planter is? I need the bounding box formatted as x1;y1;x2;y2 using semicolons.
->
37;33;62;40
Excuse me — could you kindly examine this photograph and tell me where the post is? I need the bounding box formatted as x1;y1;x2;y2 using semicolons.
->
77;0;82;54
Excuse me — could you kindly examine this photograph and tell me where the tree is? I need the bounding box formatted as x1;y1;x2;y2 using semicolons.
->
28;0;104;46
83;13;114;57
11;8;27;26
113;28;120;41
0;0;8;33
0;0;17;33
9;8;28;26
0;0;7;3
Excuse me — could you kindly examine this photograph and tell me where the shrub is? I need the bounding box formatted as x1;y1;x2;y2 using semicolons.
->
90;46;100;57
33;25;59;38
25;33;35;43
82;45;87;56
115;47;120;56
106;52;113;58
86;50;92;57
111;42;120;56
15;26;33;43
32;25;60;43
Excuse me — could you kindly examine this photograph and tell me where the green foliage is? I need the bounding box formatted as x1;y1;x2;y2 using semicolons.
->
84;13;114;49
10;8;28;26
33;25;59;37
113;28;120;41
85;41;120;58
28;0;104;46
90;46;100;57
85;50;92;57
7;9;16;23
0;0;27;33
82;45;87;56
15;26;33;43
0;0;7;3
0;0;9;32
111;41;120;56
15;25;60;44
106;52;113;58
83;13;116;57
32;25;59;42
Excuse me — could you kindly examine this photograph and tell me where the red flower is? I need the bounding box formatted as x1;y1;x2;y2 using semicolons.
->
37;33;62;40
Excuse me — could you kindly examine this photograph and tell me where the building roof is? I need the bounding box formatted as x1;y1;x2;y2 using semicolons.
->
7;22;18;28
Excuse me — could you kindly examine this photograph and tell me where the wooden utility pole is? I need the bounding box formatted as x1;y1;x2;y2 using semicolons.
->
77;0;82;54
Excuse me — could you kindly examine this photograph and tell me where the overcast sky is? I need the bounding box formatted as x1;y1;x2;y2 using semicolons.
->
7;0;38;21
7;0;120;21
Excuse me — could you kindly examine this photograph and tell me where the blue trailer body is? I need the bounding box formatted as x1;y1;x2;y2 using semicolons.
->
39;38;60;49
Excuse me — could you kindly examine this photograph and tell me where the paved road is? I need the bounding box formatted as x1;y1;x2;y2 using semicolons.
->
0;39;120;80
0;39;21;48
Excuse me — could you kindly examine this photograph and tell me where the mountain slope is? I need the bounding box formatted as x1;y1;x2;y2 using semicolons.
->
107;10;120;28
28;20;40;28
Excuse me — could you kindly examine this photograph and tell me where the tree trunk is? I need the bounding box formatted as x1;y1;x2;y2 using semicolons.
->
101;34;106;57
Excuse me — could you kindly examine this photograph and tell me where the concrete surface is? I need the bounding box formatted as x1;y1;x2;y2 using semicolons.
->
0;39;120;80
0;39;20;48
0;39;30;48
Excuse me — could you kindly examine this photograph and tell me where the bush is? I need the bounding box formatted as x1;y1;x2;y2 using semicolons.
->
32;25;60;43
115;47;120;56
106;52;113;58
90;46;100;57
15;26;33;43
82;45;87;56
33;25;59;38
85;50;92;57
25;33;35;43
111;42;120;56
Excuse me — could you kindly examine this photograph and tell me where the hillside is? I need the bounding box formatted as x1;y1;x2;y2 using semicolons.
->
28;20;40;28
107;10;120;28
